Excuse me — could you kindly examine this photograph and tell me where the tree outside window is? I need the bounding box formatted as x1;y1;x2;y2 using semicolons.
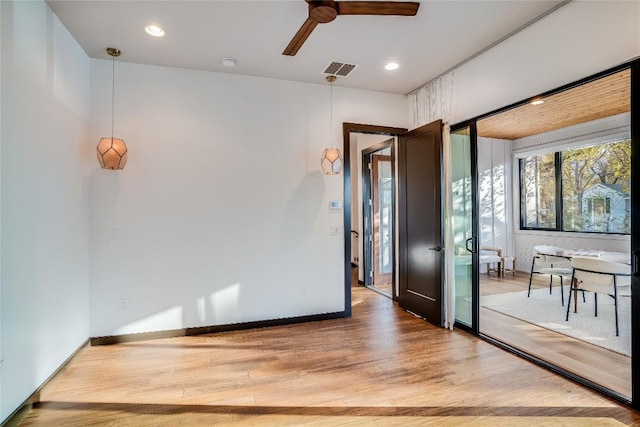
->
521;153;556;229
520;138;630;234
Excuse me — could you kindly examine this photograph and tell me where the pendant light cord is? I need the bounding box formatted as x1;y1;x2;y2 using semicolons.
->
111;55;115;140
330;79;333;148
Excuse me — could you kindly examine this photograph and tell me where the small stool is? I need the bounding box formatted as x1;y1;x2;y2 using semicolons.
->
501;255;516;277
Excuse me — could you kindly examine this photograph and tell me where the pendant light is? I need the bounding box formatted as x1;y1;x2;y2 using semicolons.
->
97;47;128;170
321;75;343;175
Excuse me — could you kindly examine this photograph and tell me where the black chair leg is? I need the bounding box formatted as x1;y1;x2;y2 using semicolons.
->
527;257;536;297
565;279;574;321
594;293;598;317
614;276;619;337
615;296;619;337
560;277;564;306
549;275;553;294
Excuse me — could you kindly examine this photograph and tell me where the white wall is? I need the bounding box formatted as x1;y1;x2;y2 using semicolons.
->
89;60;408;337
446;1;640;125
0;0;91;421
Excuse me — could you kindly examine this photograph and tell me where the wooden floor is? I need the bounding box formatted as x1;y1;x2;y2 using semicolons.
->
368;282;393;297
479;273;632;397
19;285;640;426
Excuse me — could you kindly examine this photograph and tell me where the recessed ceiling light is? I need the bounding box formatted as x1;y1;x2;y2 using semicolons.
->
385;62;399;71
530;99;544;105
222;57;237;67
144;25;165;37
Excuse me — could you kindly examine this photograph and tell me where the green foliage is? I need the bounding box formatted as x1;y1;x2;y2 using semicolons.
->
562;139;631;196
561;139;630;233
521;138;630;233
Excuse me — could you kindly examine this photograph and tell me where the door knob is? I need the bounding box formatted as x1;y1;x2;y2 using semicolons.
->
428;246;442;252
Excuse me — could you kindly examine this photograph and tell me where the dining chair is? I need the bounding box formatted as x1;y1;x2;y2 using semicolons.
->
528;245;573;306
566;256;631;336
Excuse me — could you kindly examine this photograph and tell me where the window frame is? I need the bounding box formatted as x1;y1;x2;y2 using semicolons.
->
519;143;630;235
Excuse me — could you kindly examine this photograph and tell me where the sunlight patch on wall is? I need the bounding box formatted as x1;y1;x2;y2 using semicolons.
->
210;283;240;322
114;306;183;335
197;297;206;322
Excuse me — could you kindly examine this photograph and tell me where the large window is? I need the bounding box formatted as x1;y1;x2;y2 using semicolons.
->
520;138;630;234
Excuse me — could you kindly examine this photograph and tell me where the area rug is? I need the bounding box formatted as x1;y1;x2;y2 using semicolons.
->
481;288;631;356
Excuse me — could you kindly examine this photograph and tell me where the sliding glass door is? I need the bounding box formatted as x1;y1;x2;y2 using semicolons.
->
473;64;635;402
450;124;478;330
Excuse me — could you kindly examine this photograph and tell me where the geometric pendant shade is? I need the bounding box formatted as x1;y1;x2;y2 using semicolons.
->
97;47;127;170
97;137;128;170
321;75;342;175
321;147;343;175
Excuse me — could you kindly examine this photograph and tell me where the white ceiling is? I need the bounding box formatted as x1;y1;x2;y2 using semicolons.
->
46;0;566;95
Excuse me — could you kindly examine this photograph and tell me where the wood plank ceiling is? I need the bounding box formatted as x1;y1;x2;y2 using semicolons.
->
477;69;630;140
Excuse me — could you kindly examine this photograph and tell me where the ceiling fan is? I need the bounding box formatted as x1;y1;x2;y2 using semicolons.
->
283;1;420;56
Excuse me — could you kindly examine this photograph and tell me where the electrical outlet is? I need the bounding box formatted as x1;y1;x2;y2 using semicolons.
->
330;226;341;236
300;285;307;295
119;298;129;310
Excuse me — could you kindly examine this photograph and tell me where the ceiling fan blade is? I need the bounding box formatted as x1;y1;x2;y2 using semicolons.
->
283;18;318;56
336;1;419;16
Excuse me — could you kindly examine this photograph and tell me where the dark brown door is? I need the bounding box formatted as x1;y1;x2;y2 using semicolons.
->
398;120;443;326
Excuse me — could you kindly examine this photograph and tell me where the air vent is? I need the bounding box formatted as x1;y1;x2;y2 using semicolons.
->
322;61;358;77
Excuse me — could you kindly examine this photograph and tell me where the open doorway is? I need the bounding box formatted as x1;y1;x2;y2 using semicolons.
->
362;141;394;297
342;123;407;308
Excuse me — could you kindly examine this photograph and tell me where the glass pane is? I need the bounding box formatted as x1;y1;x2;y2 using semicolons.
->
451;127;473;326
520;153;556;228
562;138;631;233
479;68;631;399
377;159;393;274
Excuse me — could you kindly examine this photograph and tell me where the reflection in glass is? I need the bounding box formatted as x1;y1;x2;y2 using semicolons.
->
451;127;473;326
377;159;393;275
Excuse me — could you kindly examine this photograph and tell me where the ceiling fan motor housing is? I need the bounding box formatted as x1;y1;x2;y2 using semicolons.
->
309;2;338;23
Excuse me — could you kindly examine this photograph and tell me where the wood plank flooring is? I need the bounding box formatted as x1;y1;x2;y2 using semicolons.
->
479;273;631;397
19;285;640;426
